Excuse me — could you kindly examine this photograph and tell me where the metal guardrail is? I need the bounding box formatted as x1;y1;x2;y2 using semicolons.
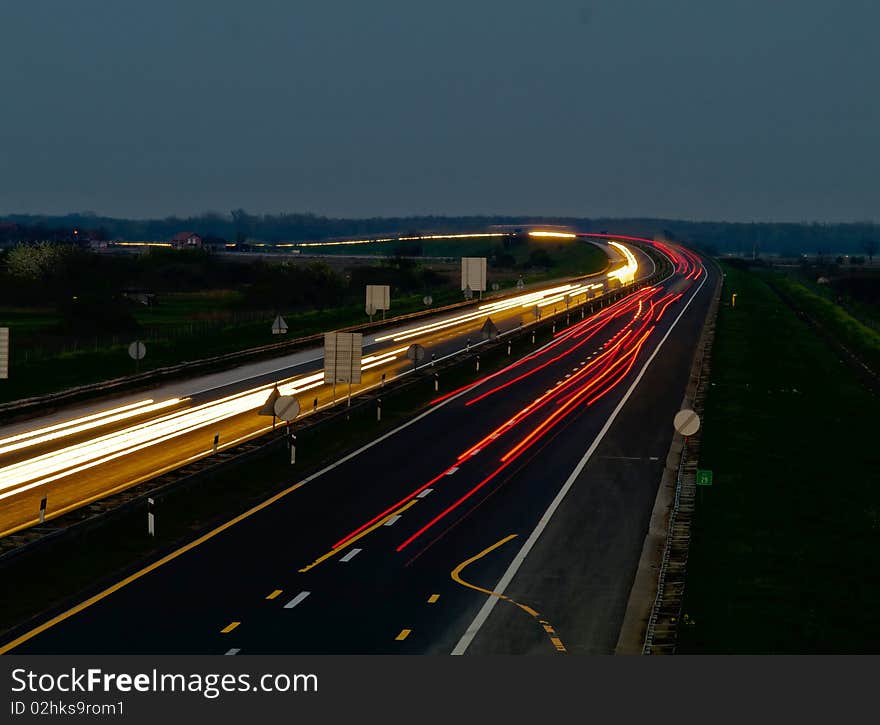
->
0;269;617;418
0;297;485;418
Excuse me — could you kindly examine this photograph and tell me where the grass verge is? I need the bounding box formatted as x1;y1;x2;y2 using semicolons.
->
678;263;880;653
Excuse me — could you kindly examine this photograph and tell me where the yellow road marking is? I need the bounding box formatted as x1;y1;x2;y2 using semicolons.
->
266;590;282;600
427;594;440;604
0;479;309;655
450;534;568;654
221;621;240;634
298;500;418;574
395;629;412;641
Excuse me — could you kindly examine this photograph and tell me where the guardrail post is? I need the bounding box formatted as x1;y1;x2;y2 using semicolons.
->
39;496;47;524
213;433;219;453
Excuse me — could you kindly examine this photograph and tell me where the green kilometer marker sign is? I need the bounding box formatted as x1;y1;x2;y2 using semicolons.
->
696;469;713;486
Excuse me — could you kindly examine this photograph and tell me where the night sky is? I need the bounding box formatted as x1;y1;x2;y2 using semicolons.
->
1;1;877;221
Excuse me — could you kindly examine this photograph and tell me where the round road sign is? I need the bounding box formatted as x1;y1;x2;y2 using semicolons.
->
274;395;301;421
673;408;700;436
128;341;146;361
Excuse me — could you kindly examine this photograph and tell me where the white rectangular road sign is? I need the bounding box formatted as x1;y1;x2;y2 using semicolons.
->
323;332;363;385
366;285;390;314
461;257;487;292
0;327;8;379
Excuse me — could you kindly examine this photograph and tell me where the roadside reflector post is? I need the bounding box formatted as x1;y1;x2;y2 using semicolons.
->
213;433;219;452
531;330;536;344
381;372;386;388
434;373;439;392
431;352;436;366
377;397;382;422
38;496;47;524
313;396;318;412
147;497;155;537
476;355;480;372
288;426;296;465
466;338;470;352
507;340;511;356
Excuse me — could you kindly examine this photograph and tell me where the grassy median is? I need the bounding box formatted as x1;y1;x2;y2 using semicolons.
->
678;263;880;653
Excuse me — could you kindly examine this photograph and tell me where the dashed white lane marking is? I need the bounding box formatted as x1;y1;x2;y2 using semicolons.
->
417;488;433;498
384;515;402;527
284;591;311;609
445;467;459;475
339;548;362;562
225;648;240;656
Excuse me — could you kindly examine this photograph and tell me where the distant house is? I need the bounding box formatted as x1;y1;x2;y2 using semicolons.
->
171;231;203;249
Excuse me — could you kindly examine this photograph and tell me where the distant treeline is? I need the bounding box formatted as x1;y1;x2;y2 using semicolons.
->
1;211;877;256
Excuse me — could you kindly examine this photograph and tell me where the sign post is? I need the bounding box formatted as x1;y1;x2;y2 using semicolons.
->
406;343;426;371
274;396;300;465
461;257;487;300
128;340;146;373
366;285;391;321
324;332;363;404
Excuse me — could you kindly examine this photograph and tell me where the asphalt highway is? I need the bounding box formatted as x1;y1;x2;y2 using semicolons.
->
1;241;714;654
0;240;639;537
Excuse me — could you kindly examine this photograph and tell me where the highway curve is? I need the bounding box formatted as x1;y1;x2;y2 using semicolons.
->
1;241;715;655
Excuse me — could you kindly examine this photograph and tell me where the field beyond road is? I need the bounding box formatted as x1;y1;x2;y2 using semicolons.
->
679;262;880;653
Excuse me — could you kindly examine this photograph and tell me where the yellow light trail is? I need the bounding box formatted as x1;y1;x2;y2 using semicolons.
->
0;398;182;456
0;348;412;502
283;232;508;248
607;241;638;285
528;231;577;239
0;399;158;449
373;282;604;344
0;241;639;510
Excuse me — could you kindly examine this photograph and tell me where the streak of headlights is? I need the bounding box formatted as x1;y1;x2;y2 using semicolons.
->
0;348;411;500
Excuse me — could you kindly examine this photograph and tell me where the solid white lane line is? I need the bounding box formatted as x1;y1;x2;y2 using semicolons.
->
339;548;362;562
384;515;402;527
417;488;433;498
225;648;240;655
284;591;311;609
451;264;709;655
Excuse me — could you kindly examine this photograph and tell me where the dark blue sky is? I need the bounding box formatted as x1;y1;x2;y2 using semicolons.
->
1;1;877;221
